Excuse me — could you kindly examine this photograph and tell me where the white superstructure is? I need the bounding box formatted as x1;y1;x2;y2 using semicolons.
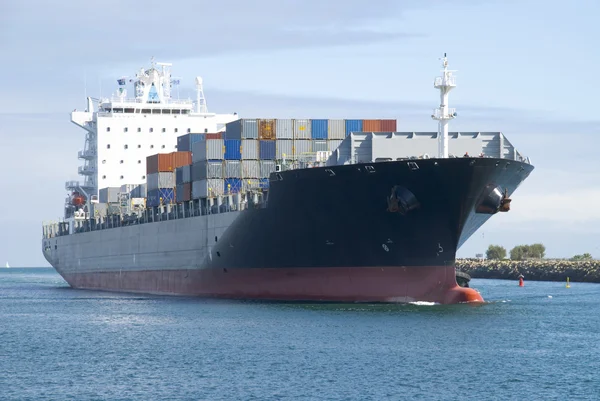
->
67;59;238;215
432;53;457;159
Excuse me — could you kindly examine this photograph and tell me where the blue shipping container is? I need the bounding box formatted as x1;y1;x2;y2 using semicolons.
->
147;188;175;207
175;167;184;185
224;178;243;194
345;119;363;137
311;119;328;140
224;139;242;160
259;140;276;160
259;178;269;189
177;133;206;151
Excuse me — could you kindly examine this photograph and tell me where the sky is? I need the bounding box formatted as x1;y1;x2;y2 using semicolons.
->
1;0;599;266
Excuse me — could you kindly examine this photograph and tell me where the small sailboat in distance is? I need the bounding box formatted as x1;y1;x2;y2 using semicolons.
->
5;262;9;268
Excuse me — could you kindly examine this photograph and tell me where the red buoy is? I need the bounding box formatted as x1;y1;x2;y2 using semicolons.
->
518;275;524;287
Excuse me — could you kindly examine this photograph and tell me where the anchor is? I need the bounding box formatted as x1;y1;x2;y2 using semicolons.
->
498;188;512;212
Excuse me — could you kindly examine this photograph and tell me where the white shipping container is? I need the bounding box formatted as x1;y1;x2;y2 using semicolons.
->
192;139;224;162
294;140;311;156
260;160;276;178
224;160;242;178
328;119;345;139
276;139;293;159
242;160;260;178
147;172;175;191
276;119;293;139
182;164;192;183
99;187;120;203
293;119;311;140
312;140;328;152
241;139;259;159
327;139;343;152
192;179;223;199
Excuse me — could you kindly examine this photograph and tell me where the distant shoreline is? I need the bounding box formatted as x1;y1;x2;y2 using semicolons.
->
456;259;600;283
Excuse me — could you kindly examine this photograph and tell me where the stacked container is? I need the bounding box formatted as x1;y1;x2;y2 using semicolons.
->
146;151;192;206
177;133;205;152
175;163;193;203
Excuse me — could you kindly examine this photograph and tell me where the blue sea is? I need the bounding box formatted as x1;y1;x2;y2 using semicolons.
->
1;268;599;400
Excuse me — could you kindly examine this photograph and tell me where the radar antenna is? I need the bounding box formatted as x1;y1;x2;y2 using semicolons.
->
431;53;457;158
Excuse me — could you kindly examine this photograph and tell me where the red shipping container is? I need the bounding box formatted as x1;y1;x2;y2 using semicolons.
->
380;119;397;132
146;153;174;174
182;182;192;202
363;119;382;132
171;151;192;168
206;133;223;140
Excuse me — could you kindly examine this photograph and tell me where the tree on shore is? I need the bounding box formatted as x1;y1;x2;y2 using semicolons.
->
486;245;507;260
571;253;592;261
510;243;546;260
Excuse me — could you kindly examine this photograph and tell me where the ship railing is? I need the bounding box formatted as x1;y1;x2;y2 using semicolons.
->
102;97;194;105
431;108;456;119
42;190;268;237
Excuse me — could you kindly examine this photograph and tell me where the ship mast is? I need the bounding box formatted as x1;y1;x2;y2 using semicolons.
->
432;53;457;158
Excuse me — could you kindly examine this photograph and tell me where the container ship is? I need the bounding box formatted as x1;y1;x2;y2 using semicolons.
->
42;55;534;304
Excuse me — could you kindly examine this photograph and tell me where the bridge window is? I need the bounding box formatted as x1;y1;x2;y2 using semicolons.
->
187;128;191;133
142;175;145;180
138;160;141;164
137;144;141;148
102;175;106;179
174;128;178;133
150;145;154;149
124;144;128;149
149;128;154;133
162;128;166;133
161;145;165;149
120;160;124;164
120;175;124;179
137;127;141;132
124;127;128;133
106;144;110;149
106;127;110;132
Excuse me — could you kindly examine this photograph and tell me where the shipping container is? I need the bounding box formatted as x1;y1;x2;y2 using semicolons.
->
345;119;363;137
182;182;191;202
182;164;192;183
131;183;147;198
241;139;259;159
146;153;173;174
259;140;276;160
172;151;192;168
258;119;276;140
206;133;223;140
380;119;397;131
363;119;382;132
177;133;205;152
293;140;311;156
312;140;328;152
224;178;243;194
276;139;293;159
311;119;328;140
147;188;175;207
175;167;184;185
275;119;293;139
192;179;223;198
175;183;192;203
224;160;242;178
175;184;184;202
293;119;311;139
225;119;258;140
147;172;175;191
119;184;137;195
192;160;223;181
260;160;276;178
328;119;345;139
191;139;224;162
99;187;120;203
241;160;260;178
327;139;343;152
224;139;242;160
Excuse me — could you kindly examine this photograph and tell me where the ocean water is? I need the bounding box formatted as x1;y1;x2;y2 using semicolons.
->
1;268;599;401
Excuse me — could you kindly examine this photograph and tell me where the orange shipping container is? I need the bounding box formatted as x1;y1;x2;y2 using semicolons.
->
171;151;192;169
258;119;276;140
380;119;397;132
363;119;382;132
146;153;174;175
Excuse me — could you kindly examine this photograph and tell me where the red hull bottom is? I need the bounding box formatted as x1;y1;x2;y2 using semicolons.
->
61;266;483;304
